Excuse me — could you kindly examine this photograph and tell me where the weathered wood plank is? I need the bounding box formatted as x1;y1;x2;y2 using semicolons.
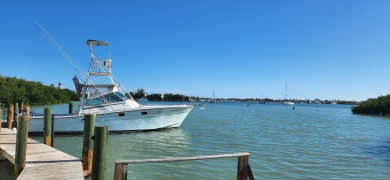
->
0;128;84;179
116;152;251;164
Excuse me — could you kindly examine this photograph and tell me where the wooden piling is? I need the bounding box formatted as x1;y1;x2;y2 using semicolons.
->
69;102;74;114
7;104;14;129
114;163;128;180
13;103;19;128
82;114;96;176
237;155;249;180
14;102;19;116
13;106;30;180
51;114;55;147
18;102;23;114
91;126;108;180
0;104;2;140
44;108;52;146
0;103;2;126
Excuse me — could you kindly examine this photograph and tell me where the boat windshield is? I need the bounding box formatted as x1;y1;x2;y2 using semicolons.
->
114;92;128;99
85;92;126;106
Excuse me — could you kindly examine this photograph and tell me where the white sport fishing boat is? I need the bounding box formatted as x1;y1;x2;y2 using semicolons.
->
29;40;193;133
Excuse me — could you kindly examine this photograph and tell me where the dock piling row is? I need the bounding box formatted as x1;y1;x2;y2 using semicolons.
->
1;102;252;179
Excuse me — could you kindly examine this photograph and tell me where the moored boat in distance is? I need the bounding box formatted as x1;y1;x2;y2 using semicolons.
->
29;40;193;134
282;101;294;105
209;88;217;103
282;83;294;105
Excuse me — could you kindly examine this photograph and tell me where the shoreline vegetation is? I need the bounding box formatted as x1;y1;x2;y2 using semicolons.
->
0;76;364;107
351;94;390;116
0;76;79;107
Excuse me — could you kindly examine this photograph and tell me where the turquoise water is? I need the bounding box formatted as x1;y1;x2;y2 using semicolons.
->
17;102;390;179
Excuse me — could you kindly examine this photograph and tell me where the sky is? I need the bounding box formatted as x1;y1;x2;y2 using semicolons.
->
1;0;389;101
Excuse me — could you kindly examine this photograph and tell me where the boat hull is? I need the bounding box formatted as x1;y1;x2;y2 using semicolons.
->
282;101;294;105
29;105;193;134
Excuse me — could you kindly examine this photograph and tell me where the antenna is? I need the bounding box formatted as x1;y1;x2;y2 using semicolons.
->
35;20;87;80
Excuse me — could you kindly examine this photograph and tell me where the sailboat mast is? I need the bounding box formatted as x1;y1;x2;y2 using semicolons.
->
285;83;288;99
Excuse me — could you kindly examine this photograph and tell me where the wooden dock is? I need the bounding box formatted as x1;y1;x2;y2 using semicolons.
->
0;128;84;179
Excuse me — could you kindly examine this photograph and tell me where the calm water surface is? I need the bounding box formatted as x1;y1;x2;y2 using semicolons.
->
23;102;390;179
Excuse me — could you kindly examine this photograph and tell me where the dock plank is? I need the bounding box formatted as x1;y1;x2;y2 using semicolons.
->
0;128;84;179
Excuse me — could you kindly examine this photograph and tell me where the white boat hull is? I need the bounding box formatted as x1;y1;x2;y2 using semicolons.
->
282;101;294;105
29;105;193;134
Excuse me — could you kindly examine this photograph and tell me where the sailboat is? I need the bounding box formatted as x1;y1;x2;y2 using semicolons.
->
209;88;217;103
282;83;294;105
258;91;266;104
28;39;194;133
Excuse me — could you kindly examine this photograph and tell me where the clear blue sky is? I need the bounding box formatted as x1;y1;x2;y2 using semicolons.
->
1;0;389;101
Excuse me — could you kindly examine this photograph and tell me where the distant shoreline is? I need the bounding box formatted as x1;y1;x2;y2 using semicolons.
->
184;98;358;105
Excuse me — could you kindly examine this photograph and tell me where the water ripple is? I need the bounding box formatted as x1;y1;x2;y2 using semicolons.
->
29;102;390;179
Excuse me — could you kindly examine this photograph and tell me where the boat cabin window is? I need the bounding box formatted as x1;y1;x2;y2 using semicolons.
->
85;92;125;106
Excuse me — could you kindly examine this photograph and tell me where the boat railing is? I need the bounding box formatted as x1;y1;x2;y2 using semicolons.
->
113;152;255;180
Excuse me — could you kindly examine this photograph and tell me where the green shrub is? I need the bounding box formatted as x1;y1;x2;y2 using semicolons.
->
352;95;390;115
